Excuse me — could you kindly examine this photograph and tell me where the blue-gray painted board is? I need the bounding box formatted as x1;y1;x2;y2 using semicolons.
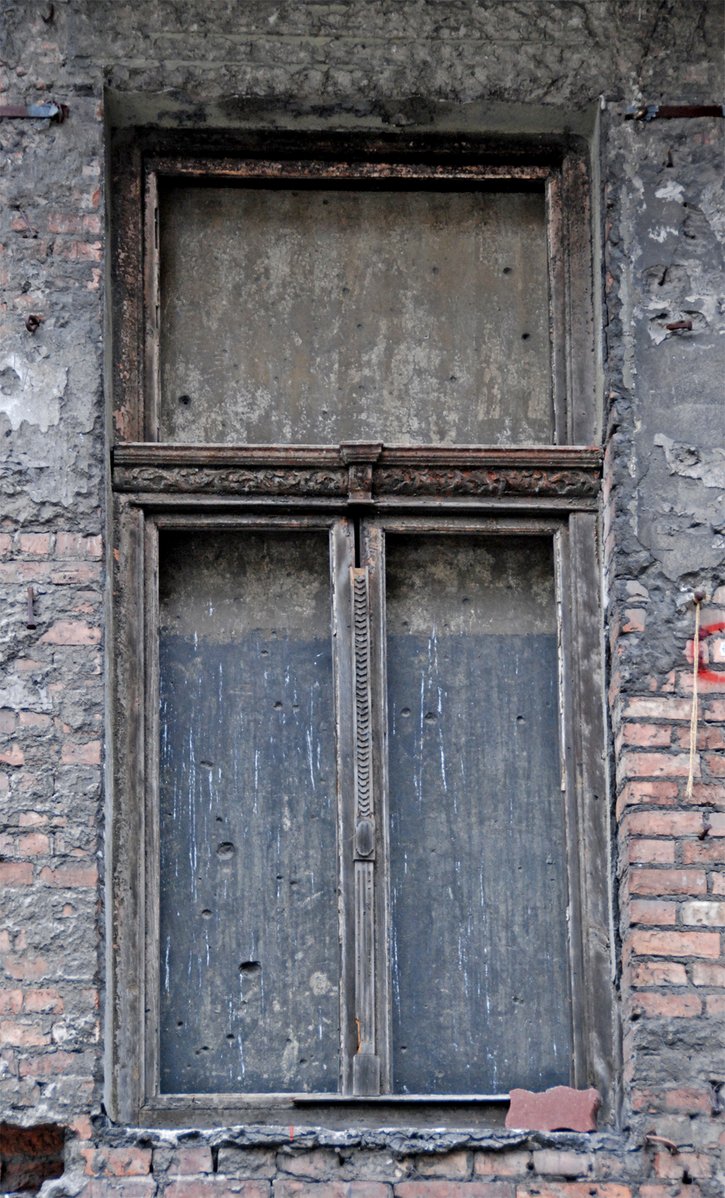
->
157;532;339;1094
385;535;572;1094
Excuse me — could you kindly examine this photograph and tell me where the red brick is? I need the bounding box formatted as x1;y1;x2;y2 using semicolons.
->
675;724;725;751
0;745;24;766
0;1020;49;1046
691;962;725;986
713;875;725;895
17;831;50;855
17;533;52;557
627;839;675;864
60;740;101;765
82;1146;152;1177
473;1153;531;1178
705;993;725;1014
40;620;101;645
629;930;721;958
83;1183;155;1198
678;670;725;693
616;781;679;818
653;1149;712;1180
681;899;725;925
69;1115;94;1139
50;563;101;585
622;608;646;633
661;1086;712;1113
18;1050;78;1077
55;532;102;558
414;1152;469;1178
47;212;102;235
24;988;64;1014
0;862;32;885
621;751;693;778
506;1087;599;1132
624;811;704;837
276;1186;386;1198
0;989;23;1014
167;1145;214;1174
623;953;690;982
165;1184;270;1197
18;712;52;730
631;1086;712;1114
54;239;102;261
681;781;725;808
632;991;702;1017
623;697;692;720
619;723;671;748
629;900;677;926
704;752;725;775
2;954;48;980
705;699;725;721
513;1188;630;1198
39;863;98;888
628;869;706;896
681;840;725;864
0;533;12;557
397;1186;512;1198
706;812;725;835
639;1188;702;1198
530;1151;593;1177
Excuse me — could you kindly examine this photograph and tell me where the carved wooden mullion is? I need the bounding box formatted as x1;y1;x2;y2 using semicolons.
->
350;566;381;1094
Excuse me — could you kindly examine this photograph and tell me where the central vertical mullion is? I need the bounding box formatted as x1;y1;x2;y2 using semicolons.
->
359;521;392;1093
349;564;380;1094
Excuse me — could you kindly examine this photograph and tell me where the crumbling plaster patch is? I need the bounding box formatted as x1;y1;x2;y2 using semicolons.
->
0;352;66;433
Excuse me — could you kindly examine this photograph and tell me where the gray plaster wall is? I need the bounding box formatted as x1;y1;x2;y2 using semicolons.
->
0;1;723;1193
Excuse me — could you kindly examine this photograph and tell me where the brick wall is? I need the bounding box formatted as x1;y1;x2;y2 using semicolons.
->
1;2;723;1195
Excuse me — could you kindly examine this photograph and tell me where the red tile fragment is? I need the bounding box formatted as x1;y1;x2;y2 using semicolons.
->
505;1085;601;1131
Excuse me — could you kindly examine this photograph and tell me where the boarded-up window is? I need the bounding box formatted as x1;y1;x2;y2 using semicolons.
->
111;143;612;1125
157;186;552;446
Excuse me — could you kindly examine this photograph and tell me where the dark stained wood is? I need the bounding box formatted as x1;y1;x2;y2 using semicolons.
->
559;514;617;1113
109;133;611;1125
111;444;602;507
384;534;572;1094
110;498;146;1120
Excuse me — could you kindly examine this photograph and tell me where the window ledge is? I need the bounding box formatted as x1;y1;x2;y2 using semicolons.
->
96;1114;625;1156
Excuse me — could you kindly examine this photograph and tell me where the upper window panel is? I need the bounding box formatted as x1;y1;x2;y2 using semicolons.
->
157;183;552;446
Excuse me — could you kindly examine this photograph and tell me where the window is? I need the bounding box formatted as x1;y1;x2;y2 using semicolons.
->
110;134;613;1127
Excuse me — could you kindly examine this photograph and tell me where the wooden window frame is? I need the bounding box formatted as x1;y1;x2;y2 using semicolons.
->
109;132;615;1128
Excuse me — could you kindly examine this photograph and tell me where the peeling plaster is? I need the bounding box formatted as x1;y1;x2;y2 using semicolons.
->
654;434;725;490
0;353;67;433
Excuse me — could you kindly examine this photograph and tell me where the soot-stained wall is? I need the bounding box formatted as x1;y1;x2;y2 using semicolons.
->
0;2;723;1196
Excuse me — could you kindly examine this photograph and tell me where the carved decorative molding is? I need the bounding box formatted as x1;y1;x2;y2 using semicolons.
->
112;445;601;504
375;466;599;498
113;466;347;496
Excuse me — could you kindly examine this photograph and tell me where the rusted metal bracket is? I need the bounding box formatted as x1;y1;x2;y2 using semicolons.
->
625;103;724;122
0;101;68;123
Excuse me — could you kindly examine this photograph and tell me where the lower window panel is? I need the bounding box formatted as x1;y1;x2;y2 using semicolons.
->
385;534;573;1094
157;530;340;1094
